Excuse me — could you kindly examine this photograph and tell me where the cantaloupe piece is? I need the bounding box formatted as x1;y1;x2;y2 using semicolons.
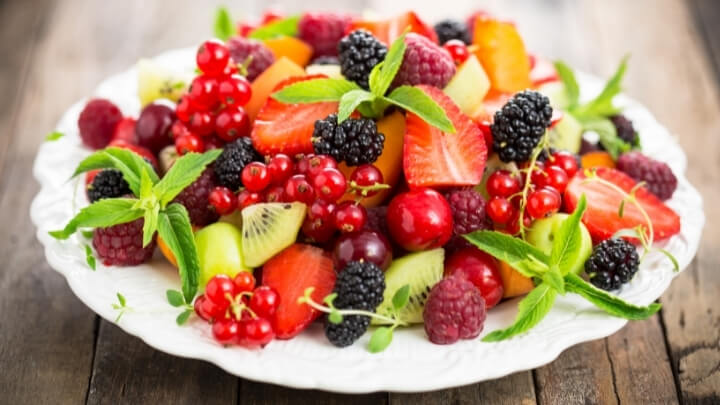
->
264;37;313;68
498;261;535;298
246;57;306;121
581;151;616;169
472;17;531;93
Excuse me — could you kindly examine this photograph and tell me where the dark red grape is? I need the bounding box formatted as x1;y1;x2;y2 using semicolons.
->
136;103;175;153
333;230;393;271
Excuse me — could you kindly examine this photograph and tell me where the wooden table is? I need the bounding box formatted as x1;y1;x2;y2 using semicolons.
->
1;0;718;403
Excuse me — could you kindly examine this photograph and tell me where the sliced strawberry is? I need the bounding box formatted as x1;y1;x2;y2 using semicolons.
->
261;244;336;339
111;117;138;145
348;11;438;45
529;54;559;87
251;75;338;156
564;167;681;243
403;85;487;188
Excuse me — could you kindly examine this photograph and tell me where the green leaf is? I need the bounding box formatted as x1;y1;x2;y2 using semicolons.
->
81;230;94;239
72;147;159;196
85;245;96;271
45;131;64;141
542;268;565;294
166;290;185;307
392;285;411;310
157;203;200;303
369;32;407;97
153;149;222;206
464;230;550;279
328;310;343;324
368;327;394;353
658;248;680;272
49;198;144;239
323;293;337;307
385;86;455;133
565;273;661;320
483;284;557;342
139;167;154;200
272;78;360;104
573;56;628;119
117;292;126;307
248;15;300;40
553;61;580;108
368;62;384;95
582;117;631;159
550;194;587;272
337;90;375;122
213;6;234;41
176;309;192;325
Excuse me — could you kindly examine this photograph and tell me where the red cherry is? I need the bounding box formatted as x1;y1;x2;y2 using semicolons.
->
333;230;393;271
486;170;521;198
526;188;562;219
445;248;504;309
218;74;252;107
387;189;453;251
238;317;274;348
487;196;515;224
209;187;237;215
283;175;315;204
205;274;236;308
188;75;219;110
264;186;285;203
334;201;367;233
237;190;263;210
350;164;384;197
237;22;257;37
196;39;230;76
175;134;205;155
547;151;579;178
538;165;569;194
212;319;240;344
188;111;215;136
233;272;256;293
241;162;271;192
312;168;347;201
305;155;338;180
249;286;280;319
175;97;195;123
267;154;294;185
215;107;250;141
443;39;470;64
261;9;283;24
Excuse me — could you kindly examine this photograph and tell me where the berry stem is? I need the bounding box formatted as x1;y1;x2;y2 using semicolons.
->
298;287;407;326
516;133;550;239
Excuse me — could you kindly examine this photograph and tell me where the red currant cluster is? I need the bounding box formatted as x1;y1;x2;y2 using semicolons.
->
194;273;279;348
486;150;579;234
173;40;253;155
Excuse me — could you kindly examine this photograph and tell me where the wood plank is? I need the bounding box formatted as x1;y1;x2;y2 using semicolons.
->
239;381;387;405
690;0;720;84
391;372;535;405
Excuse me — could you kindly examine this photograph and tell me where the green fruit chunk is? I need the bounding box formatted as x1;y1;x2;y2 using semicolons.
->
137;59;191;106
548;113;583;154
444;55;490;117
241;202;306;267
373;248;445;325
305;64;343;79
538;81;570;110
526;213;593;275
195;222;251;289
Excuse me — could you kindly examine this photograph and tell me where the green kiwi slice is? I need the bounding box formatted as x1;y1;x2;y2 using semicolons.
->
241;202;306;267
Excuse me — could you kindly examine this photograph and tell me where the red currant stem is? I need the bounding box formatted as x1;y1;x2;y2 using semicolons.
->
516;134;551;239
227;292;258;321
237;55;254;77
297;287;406;326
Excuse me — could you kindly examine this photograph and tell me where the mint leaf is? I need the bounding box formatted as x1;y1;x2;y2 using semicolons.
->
464;230;550;279
176;309;193;325
272;78;360;104
553;61;580;108
166;289;185;307
392;285;410;310
248;15;299;40
72;147;159;196
550;194;587;272
582;117;630;159
368;327;394;353
142;204;160;248
369;32;407;97
328;310;343;324
385;86;455;133
213;6;234;41
49;198;144;239
565;273;661;319
483;284;557;342
85;245;96;270
45;131;64;141
573;56;628;119
139;167;154;200
338;90;375;122
542;267;565;294
157;203;200;303
81;230;94;239
117;292;126;307
153;149;222;206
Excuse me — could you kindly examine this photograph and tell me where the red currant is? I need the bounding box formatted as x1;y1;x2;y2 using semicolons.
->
238;317;274;348
547;151;579;178
237;22;256;38
312;168;347;201
350;164;384;197
232;271;256;293
199;294;226;321
526;188;562;219
264;186;285;203
209;187;237;215
204;135;226;150
334;201;367;233
215;107;250;142
196;39;230;76
487;197;515;224
283;175;315;205
249;286;280;319
538;165;569;194
486;170;521;198
175;97;195;123
528;161;547;186
194;295;213;321
212;319;240;345
188;75;219;110
175;134;205;155
302;216;337;243
443;39;470;65
237;190;263;210
188;111;215;136
308;199;336;222
267;154;294;185
241;162;271;192
306;155;338;180
171;120;192;139
261;9;283;24
218;74;252;107
205;274;236;309
295;154;315;175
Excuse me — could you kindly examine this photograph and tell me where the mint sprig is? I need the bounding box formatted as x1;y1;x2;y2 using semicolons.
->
72;147;159;196
166;289;194;325
248;15;300;40
213;6;235;41
270;32;456;133
45;131;65;141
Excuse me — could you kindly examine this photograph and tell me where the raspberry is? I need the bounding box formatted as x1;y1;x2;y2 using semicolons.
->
338;30;387;90
312;114;385;166
610;115;639;146
93;218;156;266
171;167;219;226
616;151;677;200
227;37;275;81
87;170;131;203
325;261;385;347
391;33;456;89
363;206;389;238
298;12;352;58
491;90;553;163
585;238;640;291
444;189;491;253
423;276;486;345
213;137;262;191
78;99;123;150
434;19;470;44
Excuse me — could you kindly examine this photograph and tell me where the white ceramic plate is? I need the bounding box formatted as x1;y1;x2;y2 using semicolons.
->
31;48;704;393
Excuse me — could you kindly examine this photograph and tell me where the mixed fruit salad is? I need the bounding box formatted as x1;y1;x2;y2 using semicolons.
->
48;8;682;352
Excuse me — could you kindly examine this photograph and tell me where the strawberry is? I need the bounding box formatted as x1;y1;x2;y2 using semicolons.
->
251;75;338;156
564;167;681;243
108;139;159;170
111;117;138;145
348;11;438;45
529;54;559;87
403;85;487;188
261;244;336;339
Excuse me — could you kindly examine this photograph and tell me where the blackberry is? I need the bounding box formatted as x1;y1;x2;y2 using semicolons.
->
338;30;387;90
312;114;385;166
491;91;553;163
585;238;640;291
325;261;385;348
610;115;639;146
434;19;471;44
444;188;491;253
616;151;677;200
87;170;131;203
213;137;262;191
